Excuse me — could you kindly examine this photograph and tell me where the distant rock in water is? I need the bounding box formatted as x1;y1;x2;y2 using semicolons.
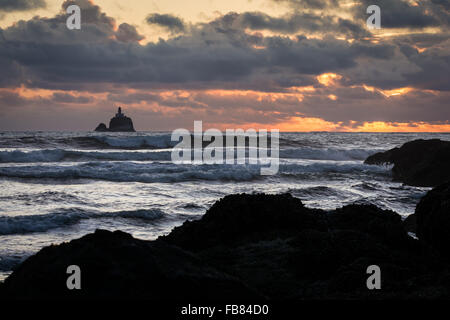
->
94;123;108;132
364;139;450;187
94;107;135;132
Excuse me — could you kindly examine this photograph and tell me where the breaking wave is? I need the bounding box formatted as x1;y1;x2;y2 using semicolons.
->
0;208;164;235
0;149;172;163
0;147;381;164
0;161;391;183
0;134;177;150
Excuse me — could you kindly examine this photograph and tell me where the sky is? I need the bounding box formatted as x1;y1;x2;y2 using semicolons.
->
0;0;449;131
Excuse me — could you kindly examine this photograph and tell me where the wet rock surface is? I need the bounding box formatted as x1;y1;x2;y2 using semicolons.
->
365;139;450;187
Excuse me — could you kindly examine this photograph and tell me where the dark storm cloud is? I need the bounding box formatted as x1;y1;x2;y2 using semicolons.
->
62;0;114;26
354;0;439;29
115;23;145;43
298;87;450;123
0;0;448;129
0;0;45;12
396;33;450;49
213;11;370;38
146;13;186;33
1;0;118;44
273;0;339;10
1;0;382;91
404;44;450;91
52;92;92;103
0;22;394;92
431;0;450;10
0;0;431;95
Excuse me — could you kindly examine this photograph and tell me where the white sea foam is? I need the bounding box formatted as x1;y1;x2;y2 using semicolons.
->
95;135;177;149
0;147;381;164
279;147;382;161
0;149;172;163
0;161;391;183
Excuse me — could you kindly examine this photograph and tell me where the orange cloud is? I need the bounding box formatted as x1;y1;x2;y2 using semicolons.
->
317;73;342;86
362;85;415;98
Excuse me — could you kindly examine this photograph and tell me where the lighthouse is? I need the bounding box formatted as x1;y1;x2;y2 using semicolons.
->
94;107;136;132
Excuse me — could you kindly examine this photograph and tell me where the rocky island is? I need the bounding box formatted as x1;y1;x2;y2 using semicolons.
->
94;107;135;132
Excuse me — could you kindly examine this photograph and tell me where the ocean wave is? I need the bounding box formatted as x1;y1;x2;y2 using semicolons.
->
279;162;392;178
279;147;381;161
0;255;25;272
0;146;382;164
0;134;177;150
0;149;172;163
288;186;343;198
0;208;164;235
0;162;263;183
94;135;177;149
0;161;391;183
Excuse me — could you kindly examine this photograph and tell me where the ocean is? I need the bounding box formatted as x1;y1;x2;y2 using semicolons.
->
1;131;449;281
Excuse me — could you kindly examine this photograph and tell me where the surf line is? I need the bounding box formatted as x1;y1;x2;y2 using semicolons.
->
171;120;279;175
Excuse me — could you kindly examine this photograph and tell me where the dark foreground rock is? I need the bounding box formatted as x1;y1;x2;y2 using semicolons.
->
364;139;450;187
164;197;445;299
2;191;450;300
0;229;261;300
416;182;450;257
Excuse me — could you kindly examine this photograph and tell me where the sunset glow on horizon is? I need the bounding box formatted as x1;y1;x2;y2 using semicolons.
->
0;0;449;132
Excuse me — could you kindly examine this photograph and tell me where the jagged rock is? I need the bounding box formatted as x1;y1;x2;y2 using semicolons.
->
327;204;411;247
163;193;327;250
416;182;450;257
94;107;135;132
0;229;261;300
94;123;108;132
364;139;450;187
403;214;417;234
164;196;440;299
2;192;450;300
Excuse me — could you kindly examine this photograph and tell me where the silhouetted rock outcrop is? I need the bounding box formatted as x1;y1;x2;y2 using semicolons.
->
403;214;417;234
164;193;327;250
364;139;450;187
164;196;443;299
3;191;450;300
416;182;450;257
94;107;135;132
94;123;108;132
0;229;261;300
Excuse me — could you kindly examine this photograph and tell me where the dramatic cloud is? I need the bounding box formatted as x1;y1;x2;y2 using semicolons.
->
354;0;440;29
273;0;339;10
211;11;370;38
0;0;449;130
146;13;186;33
115;23;145;43
0;0;46;12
